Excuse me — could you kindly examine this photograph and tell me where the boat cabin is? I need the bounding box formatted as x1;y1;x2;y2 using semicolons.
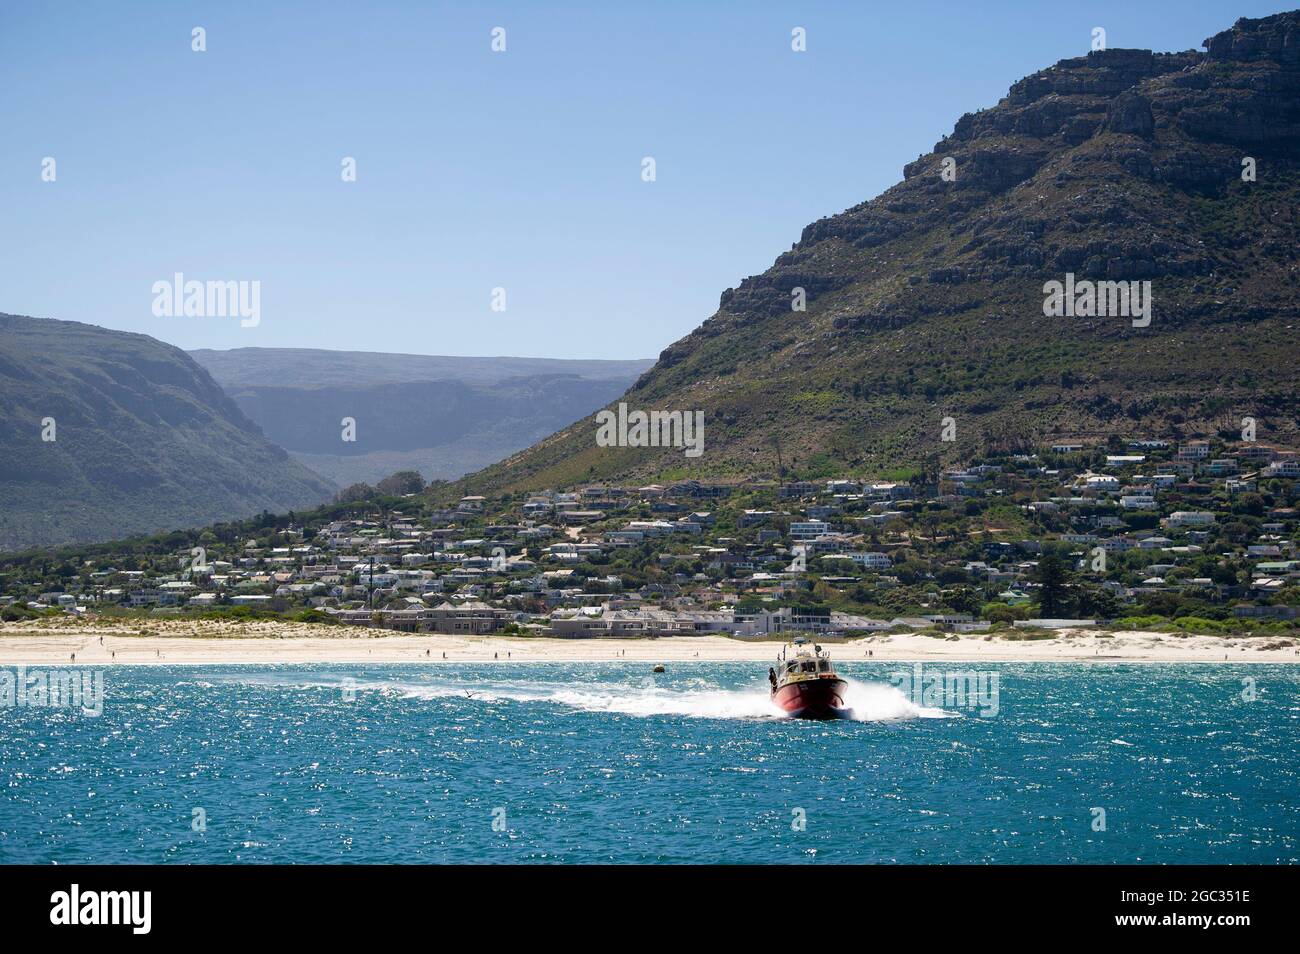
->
780;655;834;677
774;638;838;685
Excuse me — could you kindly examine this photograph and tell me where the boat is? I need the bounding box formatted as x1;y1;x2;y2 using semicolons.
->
768;637;852;720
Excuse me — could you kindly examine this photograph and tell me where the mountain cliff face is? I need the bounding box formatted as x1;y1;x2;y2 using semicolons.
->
0;315;335;550
458;13;1300;494
191;349;652;486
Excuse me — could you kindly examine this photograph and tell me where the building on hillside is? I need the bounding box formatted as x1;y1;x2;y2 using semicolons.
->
1164;511;1216;528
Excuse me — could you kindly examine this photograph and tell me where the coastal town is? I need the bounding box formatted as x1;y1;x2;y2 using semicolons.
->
5;434;1294;647
3;436;1297;644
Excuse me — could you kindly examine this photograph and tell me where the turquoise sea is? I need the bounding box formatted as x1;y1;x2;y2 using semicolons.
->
0;662;1296;864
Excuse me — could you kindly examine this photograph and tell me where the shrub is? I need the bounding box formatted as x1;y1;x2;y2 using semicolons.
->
1111;615;1170;630
291;609;338;625
982;603;1026;623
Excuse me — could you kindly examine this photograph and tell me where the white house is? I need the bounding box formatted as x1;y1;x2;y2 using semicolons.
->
790;521;830;540
1120;495;1156;510
1164;511;1216;528
823;551;893;570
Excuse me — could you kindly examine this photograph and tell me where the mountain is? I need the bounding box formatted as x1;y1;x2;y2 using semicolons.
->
0;315;335;551
454;12;1300;495
189;348;653;487
189;349;656;390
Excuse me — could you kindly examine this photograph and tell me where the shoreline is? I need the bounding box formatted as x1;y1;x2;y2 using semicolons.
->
2;619;1297;665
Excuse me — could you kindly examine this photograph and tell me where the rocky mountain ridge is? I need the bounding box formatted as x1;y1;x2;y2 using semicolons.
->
452;12;1300;497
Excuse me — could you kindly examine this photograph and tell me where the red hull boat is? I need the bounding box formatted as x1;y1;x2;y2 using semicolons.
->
769;638;853;720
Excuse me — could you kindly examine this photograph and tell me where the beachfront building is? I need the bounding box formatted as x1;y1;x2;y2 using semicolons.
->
733;606;833;636
423;601;513;634
550;607;695;638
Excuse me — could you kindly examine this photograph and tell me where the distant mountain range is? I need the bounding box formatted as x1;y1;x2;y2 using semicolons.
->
454;12;1300;496
188;348;653;487
0;325;652;550
0;315;335;551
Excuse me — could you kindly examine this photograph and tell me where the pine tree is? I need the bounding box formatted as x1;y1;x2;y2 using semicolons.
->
1035;553;1070;618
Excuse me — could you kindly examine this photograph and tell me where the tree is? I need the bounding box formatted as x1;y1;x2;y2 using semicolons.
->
1211;562;1239;586
982;603;1025;624
377;471;426;496
944;586;982;615
334;482;377;503
936;565;969;584
1075;586;1121;620
1034;553;1070;618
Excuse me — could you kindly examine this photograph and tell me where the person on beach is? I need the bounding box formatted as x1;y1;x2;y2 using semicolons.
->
71;653;75;662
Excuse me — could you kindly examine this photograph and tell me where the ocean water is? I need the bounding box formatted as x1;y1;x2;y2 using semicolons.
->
0;662;1296;864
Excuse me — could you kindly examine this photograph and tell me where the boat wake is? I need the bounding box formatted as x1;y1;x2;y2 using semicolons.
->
221;673;953;722
842;680;952;721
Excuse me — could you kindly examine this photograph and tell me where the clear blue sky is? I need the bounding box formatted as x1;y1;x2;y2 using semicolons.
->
0;1;1288;359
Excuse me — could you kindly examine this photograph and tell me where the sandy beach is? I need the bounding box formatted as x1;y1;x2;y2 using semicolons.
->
1;618;1298;665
